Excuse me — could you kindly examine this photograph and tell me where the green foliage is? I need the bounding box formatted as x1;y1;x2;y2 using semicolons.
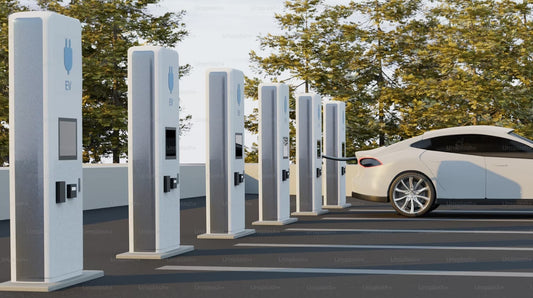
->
39;0;190;163
244;142;258;163
0;0;26;166
391;0;533;139
248;0;533;159
249;0;407;159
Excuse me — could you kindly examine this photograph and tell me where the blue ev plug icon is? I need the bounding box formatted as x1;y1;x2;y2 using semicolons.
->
237;84;242;106
64;39;73;75
168;66;174;94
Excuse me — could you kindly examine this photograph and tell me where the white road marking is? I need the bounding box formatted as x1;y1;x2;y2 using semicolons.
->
157;265;533;278
322;217;533;223
348;209;533;214
285;228;533;235
234;243;533;252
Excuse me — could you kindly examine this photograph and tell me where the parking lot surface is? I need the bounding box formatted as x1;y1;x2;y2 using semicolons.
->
2;195;533;297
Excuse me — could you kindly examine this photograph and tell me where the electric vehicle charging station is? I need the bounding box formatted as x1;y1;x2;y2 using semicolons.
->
323;101;351;209
116;46;194;260
253;83;297;226
0;12;103;292
293;94;328;216
199;69;256;239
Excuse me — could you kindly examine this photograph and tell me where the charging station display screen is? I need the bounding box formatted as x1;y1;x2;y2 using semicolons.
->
342;142;346;157
316;140;321;158
58;118;77;160
283;137;289;159
235;133;243;159
165;128;177;159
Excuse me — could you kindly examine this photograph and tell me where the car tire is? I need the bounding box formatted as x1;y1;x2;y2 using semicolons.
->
389;172;436;217
429;203;440;212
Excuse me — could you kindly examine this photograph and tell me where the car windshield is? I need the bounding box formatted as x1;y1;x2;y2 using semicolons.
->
509;132;533;145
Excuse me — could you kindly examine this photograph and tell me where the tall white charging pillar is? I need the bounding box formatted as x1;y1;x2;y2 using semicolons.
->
116;46;194;259
198;69;256;239
323;101;351;209
253;83;297;226
0;12;103;292
293;94;328;216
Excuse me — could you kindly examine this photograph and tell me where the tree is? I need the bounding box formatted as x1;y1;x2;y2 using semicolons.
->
39;0;190;163
248;0;365;160
244;142;258;163
391;0;533;139
349;0;422;146
247;1;328;163
0;0;26;166
248;0;421;159
249;0;532;159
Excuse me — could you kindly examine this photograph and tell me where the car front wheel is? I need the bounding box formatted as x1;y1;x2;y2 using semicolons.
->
389;172;435;217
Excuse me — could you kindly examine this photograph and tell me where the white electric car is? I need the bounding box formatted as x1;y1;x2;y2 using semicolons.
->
351;126;533;217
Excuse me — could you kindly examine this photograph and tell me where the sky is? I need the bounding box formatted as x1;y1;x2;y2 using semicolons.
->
154;0;287;164
157;0;350;164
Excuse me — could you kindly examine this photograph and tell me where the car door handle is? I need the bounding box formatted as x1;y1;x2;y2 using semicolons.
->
494;164;509;167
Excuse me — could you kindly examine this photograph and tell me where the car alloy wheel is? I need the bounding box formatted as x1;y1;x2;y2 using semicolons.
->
389;172;435;217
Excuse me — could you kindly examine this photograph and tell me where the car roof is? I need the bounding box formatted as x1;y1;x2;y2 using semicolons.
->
357;126;519;156
421;125;514;139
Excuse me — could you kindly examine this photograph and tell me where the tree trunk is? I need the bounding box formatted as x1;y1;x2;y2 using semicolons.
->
112;129;120;163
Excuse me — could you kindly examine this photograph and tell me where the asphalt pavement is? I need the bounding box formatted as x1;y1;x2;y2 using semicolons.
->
1;195;533;297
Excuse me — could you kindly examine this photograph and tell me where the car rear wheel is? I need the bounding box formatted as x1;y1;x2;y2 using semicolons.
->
389;172;435;217
429;203;440;212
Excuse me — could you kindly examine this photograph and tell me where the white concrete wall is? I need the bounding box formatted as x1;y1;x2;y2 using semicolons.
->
245;163;357;197
0;163;262;221
83;164;128;210
244;163;259;195
0;168;8;221
288;164;356;196
0;163;357;221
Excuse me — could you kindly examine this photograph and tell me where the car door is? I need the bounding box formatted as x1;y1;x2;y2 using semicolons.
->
483;136;533;199
418;134;486;200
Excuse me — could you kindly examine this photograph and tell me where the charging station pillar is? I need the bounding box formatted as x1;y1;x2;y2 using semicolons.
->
293;94;328;216
198;69;255;239
116;46;194;259
323;101;351;209
0;12;103;292
253;83;297;226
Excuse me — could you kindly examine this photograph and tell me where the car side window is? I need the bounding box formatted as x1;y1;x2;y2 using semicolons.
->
412;135;474;153
435;135;477;153
478;136;533;159
412;134;533;159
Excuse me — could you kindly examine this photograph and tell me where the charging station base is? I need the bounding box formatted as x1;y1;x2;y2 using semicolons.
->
116;245;194;260
252;218;298;226
0;270;103;292
323;203;352;210
197;229;256;240
291;210;329;216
